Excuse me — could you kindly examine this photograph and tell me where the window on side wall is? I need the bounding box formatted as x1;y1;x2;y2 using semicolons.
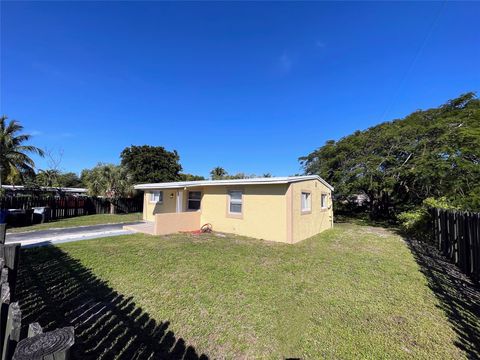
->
188;191;202;210
321;193;328;209
150;191;163;204
228;190;243;215
301;192;311;213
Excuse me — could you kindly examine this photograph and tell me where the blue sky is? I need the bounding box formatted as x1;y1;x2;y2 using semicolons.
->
1;1;479;178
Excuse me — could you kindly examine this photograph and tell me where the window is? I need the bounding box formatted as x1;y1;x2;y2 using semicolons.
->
188;191;202;210
228;190;243;214
301;192;311;212
321;193;328;209
150;191;163;203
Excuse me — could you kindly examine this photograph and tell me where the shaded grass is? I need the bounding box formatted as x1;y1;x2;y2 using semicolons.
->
7;213;142;233
405;237;480;359
18;223;467;359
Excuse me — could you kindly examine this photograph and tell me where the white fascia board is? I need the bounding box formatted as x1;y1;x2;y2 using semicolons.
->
134;175;334;191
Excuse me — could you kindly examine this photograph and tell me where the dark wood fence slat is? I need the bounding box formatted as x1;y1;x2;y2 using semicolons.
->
0;226;5;246
0;245;20;303
1;195;142;226
435;208;480;284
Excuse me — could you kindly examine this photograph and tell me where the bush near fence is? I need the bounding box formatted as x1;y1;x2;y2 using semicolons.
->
433;208;480;284
0;196;143;227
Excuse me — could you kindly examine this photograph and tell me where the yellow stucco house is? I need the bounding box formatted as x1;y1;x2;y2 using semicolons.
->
132;175;334;244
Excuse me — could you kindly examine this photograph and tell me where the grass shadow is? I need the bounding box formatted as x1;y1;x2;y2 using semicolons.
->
401;236;480;359
16;245;209;360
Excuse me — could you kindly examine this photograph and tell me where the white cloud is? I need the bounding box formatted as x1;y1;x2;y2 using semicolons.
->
277;53;293;74
28;130;74;139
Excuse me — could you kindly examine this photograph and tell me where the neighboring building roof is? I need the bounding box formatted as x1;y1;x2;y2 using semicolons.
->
1;185;87;193
134;175;334;191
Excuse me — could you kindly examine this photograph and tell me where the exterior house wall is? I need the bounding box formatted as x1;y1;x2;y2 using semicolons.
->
289;179;333;243
154;212;201;235
141;179;333;243
200;184;289;243
143;190;177;221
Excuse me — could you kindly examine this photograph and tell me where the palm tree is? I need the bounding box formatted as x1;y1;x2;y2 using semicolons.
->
82;163;132;213
37;169;61;187
0;116;44;186
210;166;227;180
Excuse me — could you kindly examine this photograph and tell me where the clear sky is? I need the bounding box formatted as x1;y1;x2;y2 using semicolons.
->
1;1;479;178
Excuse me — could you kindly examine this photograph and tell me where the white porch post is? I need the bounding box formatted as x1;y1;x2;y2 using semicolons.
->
176;190;184;213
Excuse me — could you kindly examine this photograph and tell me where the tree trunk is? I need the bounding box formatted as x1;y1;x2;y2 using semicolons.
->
110;201;115;214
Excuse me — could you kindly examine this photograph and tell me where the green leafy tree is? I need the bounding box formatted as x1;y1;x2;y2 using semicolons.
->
179;173;205;181
121;145;182;184
0;115;44;186
57;172;83;187
36;170;82;188
300;92;480;217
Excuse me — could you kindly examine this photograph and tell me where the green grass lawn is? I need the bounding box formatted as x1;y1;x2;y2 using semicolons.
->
19;223;467;359
7;213;142;233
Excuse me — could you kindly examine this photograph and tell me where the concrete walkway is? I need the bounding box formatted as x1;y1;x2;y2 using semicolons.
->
5;222;143;248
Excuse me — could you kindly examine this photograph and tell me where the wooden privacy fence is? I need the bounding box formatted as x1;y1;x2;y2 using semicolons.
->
0;196;142;224
0;226;75;359
433;208;480;283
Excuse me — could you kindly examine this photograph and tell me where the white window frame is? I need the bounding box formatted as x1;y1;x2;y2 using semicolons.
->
187;191;202;211
301;191;311;213
150;191;163;204
321;193;328;209
228;190;243;215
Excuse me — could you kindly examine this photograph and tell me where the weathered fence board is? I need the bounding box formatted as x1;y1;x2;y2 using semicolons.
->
433;208;480;283
0;243;75;360
2;302;21;360
0;231;78;359
0;283;10;356
0;246;20;303
13;326;74;360
27;323;42;338
0;227;5;246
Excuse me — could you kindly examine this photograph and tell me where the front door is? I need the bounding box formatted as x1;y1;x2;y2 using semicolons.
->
176;190;183;213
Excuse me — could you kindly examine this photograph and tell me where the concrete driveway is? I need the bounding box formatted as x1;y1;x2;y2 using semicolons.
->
5;222;143;248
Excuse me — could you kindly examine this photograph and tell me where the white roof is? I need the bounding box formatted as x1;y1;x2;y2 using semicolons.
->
1;185;87;193
134;175;333;191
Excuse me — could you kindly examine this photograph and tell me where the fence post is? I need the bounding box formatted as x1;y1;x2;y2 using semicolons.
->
0;226;5;245
0;283;10;355
27;323;43;338
0;245;20;302
13;327;74;360
2;302;21;360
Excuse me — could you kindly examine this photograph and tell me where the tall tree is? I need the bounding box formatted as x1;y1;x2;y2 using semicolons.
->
179;173;205;181
300;92;480;216
121;145;182;184
81;163;132;213
210;167;227;180
36;171;82;188
0;116;44;186
57;172;83;188
36;169;61;187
